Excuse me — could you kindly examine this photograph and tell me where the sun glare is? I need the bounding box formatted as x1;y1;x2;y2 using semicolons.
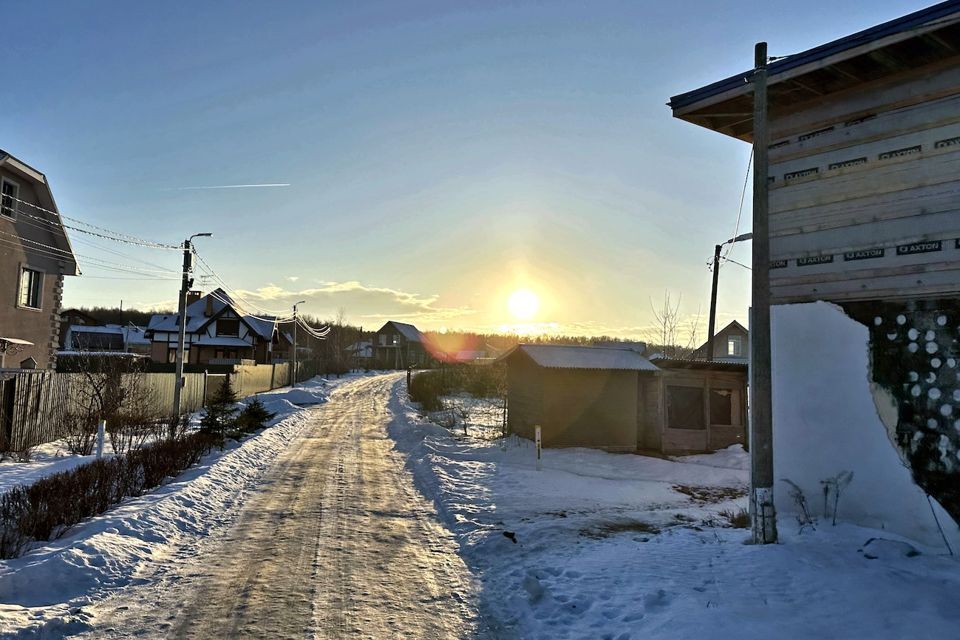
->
507;288;540;321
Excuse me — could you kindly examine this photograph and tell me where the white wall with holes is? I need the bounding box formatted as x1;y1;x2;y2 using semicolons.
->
770;301;960;550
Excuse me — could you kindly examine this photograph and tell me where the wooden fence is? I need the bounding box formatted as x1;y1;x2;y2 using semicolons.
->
0;362;302;453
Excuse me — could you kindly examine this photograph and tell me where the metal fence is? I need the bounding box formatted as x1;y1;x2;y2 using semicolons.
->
0;362;300;453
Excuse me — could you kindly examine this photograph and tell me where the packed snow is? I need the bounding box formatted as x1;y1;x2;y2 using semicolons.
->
389;380;960;639
0;375;355;637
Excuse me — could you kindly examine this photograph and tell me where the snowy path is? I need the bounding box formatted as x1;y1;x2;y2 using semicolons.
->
84;374;487;639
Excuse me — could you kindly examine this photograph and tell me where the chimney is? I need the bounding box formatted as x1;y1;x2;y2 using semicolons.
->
205;295;214;317
186;290;201;306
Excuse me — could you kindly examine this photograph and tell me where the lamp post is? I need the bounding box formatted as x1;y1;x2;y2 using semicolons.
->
291;299;306;387
171;232;212;428
706;232;753;361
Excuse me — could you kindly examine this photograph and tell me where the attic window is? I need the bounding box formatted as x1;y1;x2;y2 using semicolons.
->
1;179;18;219
217;318;240;336
727;336;743;357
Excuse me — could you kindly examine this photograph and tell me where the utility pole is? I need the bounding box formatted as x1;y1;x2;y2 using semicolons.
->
291;300;305;387
706;244;721;361
707;232;753;362
750;42;777;544
171;233;211;432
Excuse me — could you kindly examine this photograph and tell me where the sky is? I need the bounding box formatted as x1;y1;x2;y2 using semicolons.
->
3;0;931;339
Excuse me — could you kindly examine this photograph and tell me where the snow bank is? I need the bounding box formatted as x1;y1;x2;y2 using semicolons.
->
0;375;348;637
387;378;960;639
772;302;960;550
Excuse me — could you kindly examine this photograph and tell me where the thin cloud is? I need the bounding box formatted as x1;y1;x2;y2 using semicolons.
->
169;183;291;191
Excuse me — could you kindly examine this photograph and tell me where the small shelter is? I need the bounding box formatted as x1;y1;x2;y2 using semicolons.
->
499;344;747;454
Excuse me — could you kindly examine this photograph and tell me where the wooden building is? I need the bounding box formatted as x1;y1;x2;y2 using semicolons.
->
500;344;746;454
669;2;960;545
670;3;960;303
373;321;431;368
691;320;749;363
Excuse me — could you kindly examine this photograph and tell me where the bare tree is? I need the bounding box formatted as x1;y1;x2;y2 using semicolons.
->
643;291;703;359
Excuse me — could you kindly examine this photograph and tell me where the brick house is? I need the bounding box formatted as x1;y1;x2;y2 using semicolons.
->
0;150;78;369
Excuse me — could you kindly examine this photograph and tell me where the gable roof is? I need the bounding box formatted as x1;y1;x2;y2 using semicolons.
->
693;320;749;358
378;321;423;343
146;288;280;340
669;2;960;140
501;344;659;372
0;149;79;276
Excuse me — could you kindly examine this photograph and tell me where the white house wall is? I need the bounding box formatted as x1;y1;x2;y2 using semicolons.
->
771;302;960;550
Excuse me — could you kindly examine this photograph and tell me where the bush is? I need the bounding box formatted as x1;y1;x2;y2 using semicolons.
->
200;376;239;448
230;399;277;439
408;365;505;412
408;371;446;411
0;431;218;559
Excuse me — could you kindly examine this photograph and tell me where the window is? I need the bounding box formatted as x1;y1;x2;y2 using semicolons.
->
18;267;42;309
1;179;18;219
727;335;743;357
710;388;734;425
379;334;387;346
217;318;240;336
666;386;705;430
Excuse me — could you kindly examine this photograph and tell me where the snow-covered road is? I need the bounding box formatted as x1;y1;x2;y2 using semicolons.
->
83;374;488;639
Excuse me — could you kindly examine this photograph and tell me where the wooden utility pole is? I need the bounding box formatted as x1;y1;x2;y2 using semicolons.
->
171;239;193;428
750;42;777;544
706;243;722;361
172;233;210;431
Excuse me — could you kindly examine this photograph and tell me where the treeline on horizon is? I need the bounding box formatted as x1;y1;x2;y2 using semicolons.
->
73;307;654;349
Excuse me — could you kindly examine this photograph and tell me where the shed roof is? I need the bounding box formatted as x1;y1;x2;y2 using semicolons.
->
669;2;960;139
503;344;660;372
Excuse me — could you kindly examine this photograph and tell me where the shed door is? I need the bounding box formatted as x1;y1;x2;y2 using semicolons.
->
637;378;660;450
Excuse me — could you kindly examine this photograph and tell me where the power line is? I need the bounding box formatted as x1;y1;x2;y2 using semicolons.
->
7;194;180;249
724;148;753;261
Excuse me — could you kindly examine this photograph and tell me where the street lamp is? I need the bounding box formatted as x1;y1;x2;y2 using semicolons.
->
706;232;752;361
171;232;213;428
291;300;306;387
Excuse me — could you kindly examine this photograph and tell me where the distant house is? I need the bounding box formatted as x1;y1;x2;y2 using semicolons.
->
691;320;749;362
500;344;747;454
345;340;374;367
60;323;151;355
0;150;79;369
373;321;432;368
145;289;291;366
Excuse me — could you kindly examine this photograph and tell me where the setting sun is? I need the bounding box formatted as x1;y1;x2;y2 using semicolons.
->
507;288;540;321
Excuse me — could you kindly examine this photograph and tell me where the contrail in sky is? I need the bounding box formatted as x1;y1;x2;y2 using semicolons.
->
170;183;291;191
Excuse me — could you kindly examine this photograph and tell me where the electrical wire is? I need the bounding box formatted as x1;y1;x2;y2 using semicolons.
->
6;195;180;249
724;148;753;261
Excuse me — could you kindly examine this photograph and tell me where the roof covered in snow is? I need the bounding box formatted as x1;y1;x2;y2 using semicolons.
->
503;344;659;372
147;289;279;340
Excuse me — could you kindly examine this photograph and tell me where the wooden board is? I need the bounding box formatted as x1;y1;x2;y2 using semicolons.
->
766;71;960;304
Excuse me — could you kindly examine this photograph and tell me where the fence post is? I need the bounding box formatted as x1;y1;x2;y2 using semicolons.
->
535;425;542;471
202;370;209;407
96;419;106;459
